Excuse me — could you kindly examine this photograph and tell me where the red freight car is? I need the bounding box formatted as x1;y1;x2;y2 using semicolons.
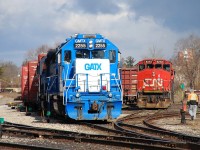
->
21;65;28;101
27;61;38;104
38;53;46;62
21;61;39;109
21;54;47;110
121;67;137;104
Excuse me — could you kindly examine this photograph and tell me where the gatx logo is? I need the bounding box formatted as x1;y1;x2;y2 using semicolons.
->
84;63;102;70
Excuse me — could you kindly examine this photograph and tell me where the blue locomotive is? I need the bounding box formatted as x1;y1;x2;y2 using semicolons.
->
38;33;122;120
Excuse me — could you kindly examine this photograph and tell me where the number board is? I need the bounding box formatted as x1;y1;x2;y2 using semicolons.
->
74;43;87;49
94;43;106;49
156;60;163;63
146;60;152;63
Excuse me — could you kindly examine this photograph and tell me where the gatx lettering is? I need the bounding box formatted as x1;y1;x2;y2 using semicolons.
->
75;39;86;43
85;63;102;70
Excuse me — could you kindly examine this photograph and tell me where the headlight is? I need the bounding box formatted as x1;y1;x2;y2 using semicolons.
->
76;93;80;98
89;40;93;48
108;93;112;98
89;44;93;48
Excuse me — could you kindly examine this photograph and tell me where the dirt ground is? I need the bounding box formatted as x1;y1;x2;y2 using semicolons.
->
0;92;21;99
0;92;21;105
155;113;200;137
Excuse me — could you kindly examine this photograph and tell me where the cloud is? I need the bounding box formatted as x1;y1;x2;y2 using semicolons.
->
55;3;181;60
128;0;200;32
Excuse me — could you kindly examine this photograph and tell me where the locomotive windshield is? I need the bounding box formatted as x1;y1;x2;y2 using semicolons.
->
92;50;104;59
76;50;90;58
163;64;170;71
147;64;154;68
75;50;105;59
155;64;162;69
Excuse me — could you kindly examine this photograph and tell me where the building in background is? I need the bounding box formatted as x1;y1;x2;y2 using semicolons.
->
178;48;193;61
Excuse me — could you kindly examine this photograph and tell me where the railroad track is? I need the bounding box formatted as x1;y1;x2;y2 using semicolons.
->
0;141;58;150
113;110;200;150
0;122;184;150
1;103;199;149
144;112;200;143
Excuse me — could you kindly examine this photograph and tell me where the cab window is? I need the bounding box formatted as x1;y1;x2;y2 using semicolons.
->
92;50;104;59
147;64;154;69
64;51;71;63
139;64;145;71
109;50;116;63
163;64;170;71
155;64;162;69
76;50;89;58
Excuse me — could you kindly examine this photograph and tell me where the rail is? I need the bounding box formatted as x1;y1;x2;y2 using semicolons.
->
1;122;186;149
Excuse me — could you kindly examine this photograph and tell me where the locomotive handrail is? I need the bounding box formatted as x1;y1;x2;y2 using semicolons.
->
63;73;76;105
111;74;122;92
46;75;58;92
63;73;122;105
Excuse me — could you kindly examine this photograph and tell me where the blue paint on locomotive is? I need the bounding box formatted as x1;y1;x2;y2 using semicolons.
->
45;34;122;120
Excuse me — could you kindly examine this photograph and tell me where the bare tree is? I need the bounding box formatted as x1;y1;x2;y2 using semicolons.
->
144;45;164;58
172;34;200;90
24;43;61;63
0;66;3;77
25;44;50;61
125;56;136;68
120;57;126;68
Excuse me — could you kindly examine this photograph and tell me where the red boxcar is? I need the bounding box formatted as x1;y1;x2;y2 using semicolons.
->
38;53;46;62
21;65;28;101
27;61;39;104
121;67;137;104
21;54;47;110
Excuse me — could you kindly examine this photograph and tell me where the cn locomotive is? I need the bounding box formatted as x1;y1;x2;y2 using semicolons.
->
122;59;175;108
35;33;122;120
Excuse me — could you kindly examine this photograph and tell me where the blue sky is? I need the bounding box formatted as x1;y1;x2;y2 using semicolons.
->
0;0;200;66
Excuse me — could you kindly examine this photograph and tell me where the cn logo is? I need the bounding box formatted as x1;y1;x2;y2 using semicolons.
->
143;78;163;87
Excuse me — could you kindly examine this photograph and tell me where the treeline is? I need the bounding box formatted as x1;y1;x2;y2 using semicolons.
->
0;62;19;88
0;44;55;88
